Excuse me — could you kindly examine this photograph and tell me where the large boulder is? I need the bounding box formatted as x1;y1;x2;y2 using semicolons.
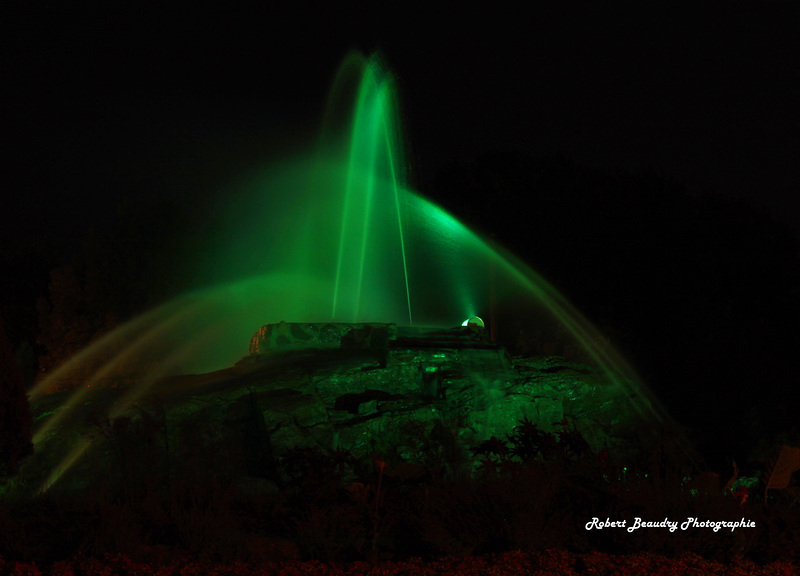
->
249;322;397;354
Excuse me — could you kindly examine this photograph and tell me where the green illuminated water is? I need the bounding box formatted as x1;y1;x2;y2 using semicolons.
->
333;53;411;323
28;51;670;492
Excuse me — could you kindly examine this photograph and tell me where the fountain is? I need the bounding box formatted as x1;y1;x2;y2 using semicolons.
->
24;52;670;493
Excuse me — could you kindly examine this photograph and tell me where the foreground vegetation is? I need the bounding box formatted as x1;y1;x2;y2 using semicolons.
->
0;549;797;576
1;417;798;572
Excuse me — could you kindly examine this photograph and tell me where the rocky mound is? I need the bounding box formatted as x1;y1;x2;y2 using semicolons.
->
22;325;647;494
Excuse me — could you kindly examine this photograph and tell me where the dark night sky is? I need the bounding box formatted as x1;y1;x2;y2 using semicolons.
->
4;4;799;234
3;3;800;462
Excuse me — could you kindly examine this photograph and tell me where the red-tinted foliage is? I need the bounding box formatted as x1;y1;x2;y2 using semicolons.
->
1;551;796;576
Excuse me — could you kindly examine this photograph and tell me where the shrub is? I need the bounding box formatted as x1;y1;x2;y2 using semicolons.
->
0;313;33;481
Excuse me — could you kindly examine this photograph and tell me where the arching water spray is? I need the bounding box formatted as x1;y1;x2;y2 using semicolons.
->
27;51;674;492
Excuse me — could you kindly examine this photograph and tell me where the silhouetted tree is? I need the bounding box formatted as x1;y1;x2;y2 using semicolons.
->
36;261;119;375
35;200;192;376
0;311;33;479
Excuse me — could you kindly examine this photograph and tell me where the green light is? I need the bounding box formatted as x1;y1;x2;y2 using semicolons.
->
28;50;681;492
34;410;57;422
333;54;412;324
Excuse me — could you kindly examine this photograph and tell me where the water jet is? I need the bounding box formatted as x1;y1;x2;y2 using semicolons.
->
23;51;672;494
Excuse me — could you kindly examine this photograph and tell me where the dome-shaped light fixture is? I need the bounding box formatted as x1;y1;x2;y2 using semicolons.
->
462;316;485;328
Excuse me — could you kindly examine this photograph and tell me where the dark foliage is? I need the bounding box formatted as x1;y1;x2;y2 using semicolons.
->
0;313;33;480
1;409;798;567
33;202;194;381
